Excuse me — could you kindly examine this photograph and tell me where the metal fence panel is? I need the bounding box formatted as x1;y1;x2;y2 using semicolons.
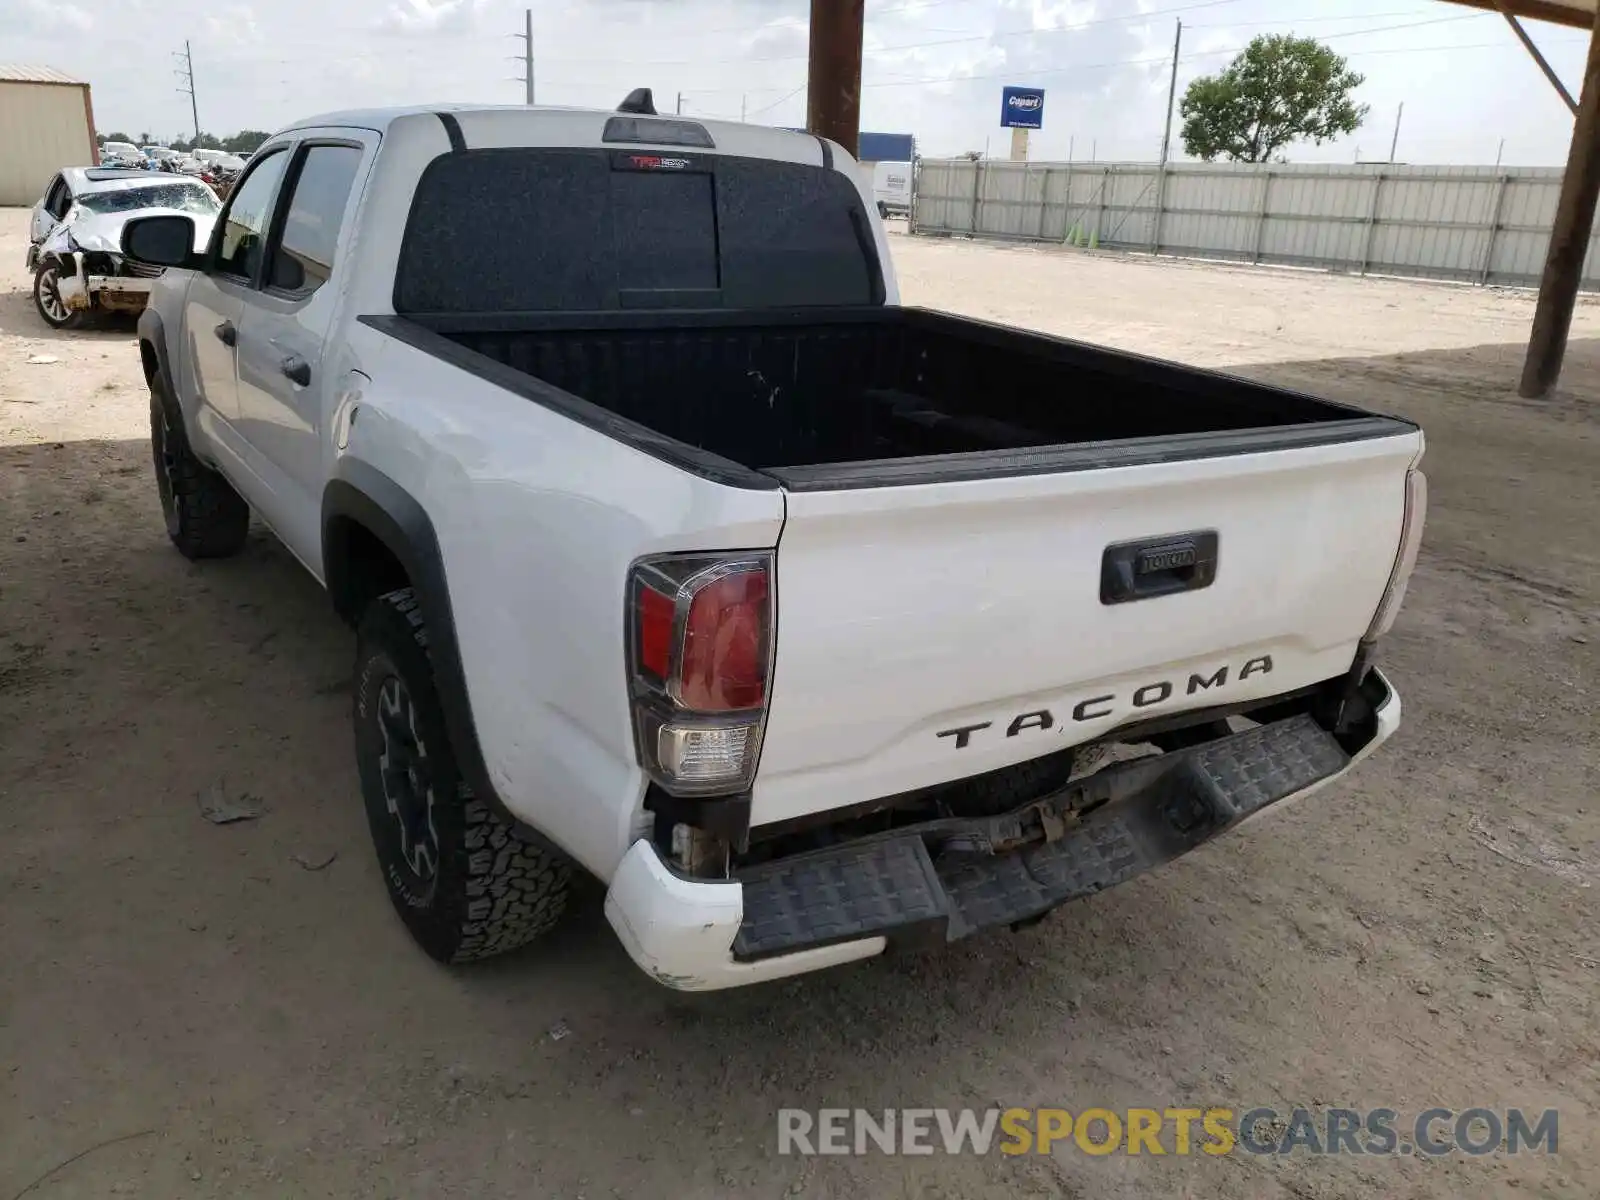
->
911;157;1600;292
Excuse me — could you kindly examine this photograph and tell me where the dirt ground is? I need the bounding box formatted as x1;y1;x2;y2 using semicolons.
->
2;210;1596;1199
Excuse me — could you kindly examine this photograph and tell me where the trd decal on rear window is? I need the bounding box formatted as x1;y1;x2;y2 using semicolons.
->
622;154;693;171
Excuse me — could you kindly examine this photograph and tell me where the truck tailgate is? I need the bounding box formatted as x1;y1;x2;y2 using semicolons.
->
752;430;1423;827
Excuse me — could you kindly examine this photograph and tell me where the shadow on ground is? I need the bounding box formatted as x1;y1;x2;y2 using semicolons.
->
1;334;1594;1199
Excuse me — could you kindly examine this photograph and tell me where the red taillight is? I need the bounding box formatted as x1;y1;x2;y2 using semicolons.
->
636;583;675;680
679;568;768;711
627;554;773;796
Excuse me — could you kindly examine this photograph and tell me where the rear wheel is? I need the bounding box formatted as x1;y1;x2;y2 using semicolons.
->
354;588;572;963
149;372;250;559
33;264;85;330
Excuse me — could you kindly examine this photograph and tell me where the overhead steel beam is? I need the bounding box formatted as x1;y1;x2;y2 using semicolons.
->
1443;0;1595;30
1519;16;1600;396
1498;5;1580;111
806;0;865;159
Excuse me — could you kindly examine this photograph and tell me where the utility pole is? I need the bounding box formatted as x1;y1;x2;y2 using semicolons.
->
1495;137;1505;168
1159;19;1182;164
1519;17;1600;398
676;91;684;115
741;94;747;122
514;8;534;104
174;40;199;143
805;0;865;159
1388;102;1403;163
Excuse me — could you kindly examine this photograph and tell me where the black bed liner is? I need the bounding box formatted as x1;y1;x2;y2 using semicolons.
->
361;308;1417;492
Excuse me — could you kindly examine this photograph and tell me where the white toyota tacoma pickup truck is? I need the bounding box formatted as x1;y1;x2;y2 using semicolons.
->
121;93;1425;991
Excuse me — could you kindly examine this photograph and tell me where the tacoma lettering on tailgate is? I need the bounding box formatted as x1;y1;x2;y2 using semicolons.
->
935;656;1274;749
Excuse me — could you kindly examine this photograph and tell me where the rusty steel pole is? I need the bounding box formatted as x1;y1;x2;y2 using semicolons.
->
1519;17;1600;398
806;0;865;159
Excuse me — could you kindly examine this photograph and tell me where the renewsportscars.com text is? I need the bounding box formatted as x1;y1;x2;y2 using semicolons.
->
777;1107;1559;1158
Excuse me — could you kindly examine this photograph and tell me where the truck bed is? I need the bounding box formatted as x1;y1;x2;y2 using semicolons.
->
396;307;1407;488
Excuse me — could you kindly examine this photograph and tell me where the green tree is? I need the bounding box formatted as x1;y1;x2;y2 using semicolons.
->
173;132;224;153
222;130;271;154
1180;34;1368;163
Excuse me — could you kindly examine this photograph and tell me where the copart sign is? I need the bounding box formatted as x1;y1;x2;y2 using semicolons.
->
1000;86;1045;129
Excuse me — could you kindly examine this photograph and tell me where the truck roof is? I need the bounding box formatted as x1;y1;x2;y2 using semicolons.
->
276;103;837;164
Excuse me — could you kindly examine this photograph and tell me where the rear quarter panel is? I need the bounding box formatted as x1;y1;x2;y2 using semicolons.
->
338;322;785;878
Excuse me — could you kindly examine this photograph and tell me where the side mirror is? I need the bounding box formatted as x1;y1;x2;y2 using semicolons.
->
122;214;200;269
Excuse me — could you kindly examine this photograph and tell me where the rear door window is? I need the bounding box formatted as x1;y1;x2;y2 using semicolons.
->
266;144;363;295
395;148;879;314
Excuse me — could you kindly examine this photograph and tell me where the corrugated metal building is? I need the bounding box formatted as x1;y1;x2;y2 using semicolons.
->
0;65;98;207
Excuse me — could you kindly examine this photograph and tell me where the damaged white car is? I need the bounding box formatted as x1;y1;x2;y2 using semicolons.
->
27;167;218;330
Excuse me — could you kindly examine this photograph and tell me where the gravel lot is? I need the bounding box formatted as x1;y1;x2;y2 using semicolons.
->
2;209;1596;1199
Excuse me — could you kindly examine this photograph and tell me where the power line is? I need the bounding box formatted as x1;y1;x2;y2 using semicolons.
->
598;0;1127;42
747;82;808;118
1185;7;1468;28
847;13;1497;91
541;0;1248;68
514;7;1485;76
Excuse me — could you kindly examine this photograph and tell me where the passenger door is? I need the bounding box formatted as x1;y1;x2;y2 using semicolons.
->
30;175;69;246
233;138;370;564
181;147;291;450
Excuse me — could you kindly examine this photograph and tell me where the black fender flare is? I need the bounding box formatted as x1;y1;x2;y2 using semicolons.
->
137;307;175;388
322;462;523;838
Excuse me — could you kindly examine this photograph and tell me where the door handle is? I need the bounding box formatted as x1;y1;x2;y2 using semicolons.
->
280;356;311;387
214;320;236;347
1100;530;1220;605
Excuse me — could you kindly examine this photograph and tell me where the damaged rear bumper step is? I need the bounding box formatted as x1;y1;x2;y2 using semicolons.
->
603;669;1399;990
733;712;1352;961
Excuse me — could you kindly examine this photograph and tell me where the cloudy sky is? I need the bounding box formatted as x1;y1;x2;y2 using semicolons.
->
6;0;1594;165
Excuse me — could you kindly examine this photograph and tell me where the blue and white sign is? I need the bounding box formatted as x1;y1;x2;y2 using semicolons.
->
1000;87;1045;129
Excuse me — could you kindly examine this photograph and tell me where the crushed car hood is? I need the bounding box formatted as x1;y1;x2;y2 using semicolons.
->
43;207;216;257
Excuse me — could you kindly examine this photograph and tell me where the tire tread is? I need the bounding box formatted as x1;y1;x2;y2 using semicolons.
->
362;588;571;964
150;375;249;559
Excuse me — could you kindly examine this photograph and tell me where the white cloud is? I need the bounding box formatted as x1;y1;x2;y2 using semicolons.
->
13;0;92;34
2;0;1590;166
746;20;807;61
203;4;262;47
378;0;485;35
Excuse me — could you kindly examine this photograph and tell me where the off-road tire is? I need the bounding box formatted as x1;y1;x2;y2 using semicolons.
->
33;263;86;330
354;588;571;963
149;371;250;559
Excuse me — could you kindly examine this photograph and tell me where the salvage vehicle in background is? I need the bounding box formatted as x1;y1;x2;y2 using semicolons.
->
868;160;912;219
26;168;219;329
119;96;1425;991
100;141;143;167
200;154;246;201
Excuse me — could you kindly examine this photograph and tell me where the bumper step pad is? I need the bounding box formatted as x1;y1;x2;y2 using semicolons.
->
733;715;1350;961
